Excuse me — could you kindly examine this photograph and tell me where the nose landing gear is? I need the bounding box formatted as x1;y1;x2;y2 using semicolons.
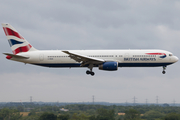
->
162;66;166;74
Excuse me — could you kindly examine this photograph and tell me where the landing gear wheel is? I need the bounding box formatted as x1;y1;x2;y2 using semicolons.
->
162;66;167;74
86;70;90;74
91;72;95;76
86;70;95;76
86;64;95;76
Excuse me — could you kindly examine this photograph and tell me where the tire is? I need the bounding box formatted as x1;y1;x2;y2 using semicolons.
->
86;70;90;74
91;72;95;76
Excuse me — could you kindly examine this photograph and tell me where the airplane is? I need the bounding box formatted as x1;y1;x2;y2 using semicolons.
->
2;23;179;76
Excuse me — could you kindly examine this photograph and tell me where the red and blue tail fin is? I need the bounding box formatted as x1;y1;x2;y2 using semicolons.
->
2;23;37;55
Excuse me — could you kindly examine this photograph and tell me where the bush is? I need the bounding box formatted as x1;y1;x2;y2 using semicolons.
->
163;113;180;120
39;112;57;120
58;114;70;120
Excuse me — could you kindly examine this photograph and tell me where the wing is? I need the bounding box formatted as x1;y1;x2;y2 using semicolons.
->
3;53;29;59
62;51;105;66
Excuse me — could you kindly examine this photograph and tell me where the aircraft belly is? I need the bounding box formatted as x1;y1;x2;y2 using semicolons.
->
118;62;173;67
32;63;81;67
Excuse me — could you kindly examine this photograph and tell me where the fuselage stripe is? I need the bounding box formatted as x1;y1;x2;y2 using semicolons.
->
146;53;166;55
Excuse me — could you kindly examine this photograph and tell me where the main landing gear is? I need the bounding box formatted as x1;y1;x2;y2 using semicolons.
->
86;70;95;76
86;64;95;76
162;66;166;74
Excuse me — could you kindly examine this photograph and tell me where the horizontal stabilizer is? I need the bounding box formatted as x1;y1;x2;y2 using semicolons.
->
3;53;29;59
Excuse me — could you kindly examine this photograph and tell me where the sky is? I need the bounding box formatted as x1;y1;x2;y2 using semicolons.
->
0;0;180;104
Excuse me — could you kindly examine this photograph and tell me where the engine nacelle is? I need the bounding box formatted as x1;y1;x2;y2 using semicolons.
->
99;61;118;71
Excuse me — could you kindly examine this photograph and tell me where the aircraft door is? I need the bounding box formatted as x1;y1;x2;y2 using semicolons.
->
124;53;129;62
158;56;162;60
39;54;44;61
124;53;129;58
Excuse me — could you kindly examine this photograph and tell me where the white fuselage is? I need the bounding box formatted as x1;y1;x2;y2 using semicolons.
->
10;49;178;68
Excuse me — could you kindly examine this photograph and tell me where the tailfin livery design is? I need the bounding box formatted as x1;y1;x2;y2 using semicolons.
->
2;23;36;54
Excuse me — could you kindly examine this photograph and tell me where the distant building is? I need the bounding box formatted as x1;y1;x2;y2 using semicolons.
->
162;103;170;107
118;113;125;116
60;108;69;112
25;108;34;111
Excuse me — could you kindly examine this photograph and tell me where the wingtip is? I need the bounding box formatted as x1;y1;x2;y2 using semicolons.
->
62;50;69;53
3;53;8;55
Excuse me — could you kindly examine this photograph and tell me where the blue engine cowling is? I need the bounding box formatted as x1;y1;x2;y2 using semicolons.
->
99;61;118;71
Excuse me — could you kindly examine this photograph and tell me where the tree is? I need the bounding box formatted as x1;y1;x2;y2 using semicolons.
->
20;116;39;120
0;108;22;120
58;114;69;120
28;110;36;116
143;110;165;120
89;115;96;120
17;106;24;112
163;113;180;120
124;109;140;120
39;112;57;120
89;108;115;120
71;113;79;120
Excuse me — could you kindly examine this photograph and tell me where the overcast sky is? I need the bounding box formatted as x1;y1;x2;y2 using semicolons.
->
0;0;180;104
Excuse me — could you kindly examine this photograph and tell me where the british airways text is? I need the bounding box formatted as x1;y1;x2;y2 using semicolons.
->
124;58;156;61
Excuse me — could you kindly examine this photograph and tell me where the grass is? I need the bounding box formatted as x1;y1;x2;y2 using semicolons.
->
20;112;30;116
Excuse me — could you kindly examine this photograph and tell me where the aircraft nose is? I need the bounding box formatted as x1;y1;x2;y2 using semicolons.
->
174;56;179;62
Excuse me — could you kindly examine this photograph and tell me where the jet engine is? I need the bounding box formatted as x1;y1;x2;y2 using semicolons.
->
99;61;118;71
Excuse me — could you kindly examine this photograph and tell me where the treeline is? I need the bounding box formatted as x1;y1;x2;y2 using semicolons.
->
1;104;180;120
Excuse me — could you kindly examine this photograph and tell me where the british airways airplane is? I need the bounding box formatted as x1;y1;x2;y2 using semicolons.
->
2;23;178;76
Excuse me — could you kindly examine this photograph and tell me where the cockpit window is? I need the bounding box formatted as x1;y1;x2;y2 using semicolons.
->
169;54;173;56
